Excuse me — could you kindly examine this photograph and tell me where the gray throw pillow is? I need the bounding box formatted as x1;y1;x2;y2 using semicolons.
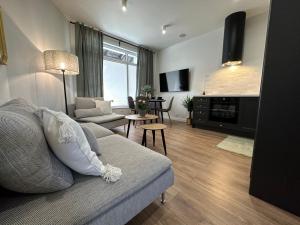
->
81;126;101;156
0;100;74;193
80;122;114;139
75;108;103;119
0;98;37;113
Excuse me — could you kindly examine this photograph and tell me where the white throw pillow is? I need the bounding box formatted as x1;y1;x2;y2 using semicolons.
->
95;100;112;115
36;108;122;182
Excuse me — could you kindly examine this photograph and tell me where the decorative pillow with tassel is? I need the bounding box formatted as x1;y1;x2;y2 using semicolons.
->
36;108;122;183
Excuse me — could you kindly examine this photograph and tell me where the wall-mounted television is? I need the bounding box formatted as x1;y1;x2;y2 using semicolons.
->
159;68;189;92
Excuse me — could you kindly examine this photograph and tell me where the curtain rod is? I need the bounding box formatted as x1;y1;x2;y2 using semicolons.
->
69;21;154;52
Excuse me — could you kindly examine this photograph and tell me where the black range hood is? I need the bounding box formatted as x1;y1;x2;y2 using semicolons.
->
222;11;246;67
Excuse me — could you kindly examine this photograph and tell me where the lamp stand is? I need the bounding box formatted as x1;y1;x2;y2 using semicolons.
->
62;69;69;115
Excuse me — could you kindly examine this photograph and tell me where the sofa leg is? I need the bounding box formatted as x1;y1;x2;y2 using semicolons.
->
161;192;166;204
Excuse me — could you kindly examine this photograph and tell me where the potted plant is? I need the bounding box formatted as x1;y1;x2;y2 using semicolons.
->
183;95;193;125
136;96;149;117
141;85;152;99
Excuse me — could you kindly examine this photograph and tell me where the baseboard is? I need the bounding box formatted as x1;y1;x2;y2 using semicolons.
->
169;117;186;122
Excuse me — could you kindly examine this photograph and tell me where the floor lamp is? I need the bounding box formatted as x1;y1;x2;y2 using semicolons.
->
43;50;79;115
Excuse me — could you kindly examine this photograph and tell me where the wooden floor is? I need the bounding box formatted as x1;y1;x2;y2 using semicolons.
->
114;121;300;225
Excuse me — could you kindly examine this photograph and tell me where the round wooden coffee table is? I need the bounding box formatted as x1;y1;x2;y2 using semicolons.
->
139;123;168;156
125;114;159;138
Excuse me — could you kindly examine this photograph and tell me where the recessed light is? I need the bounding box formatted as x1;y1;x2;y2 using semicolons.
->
122;0;127;12
162;25;167;35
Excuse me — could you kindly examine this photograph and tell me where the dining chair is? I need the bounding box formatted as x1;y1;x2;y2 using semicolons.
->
158;97;174;125
128;96;136;114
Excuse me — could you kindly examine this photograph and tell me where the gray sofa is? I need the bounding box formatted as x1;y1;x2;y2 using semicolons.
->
0;117;174;225
73;97;130;129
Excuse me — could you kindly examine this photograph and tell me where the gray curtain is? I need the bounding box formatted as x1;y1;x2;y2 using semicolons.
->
75;23;103;97
136;47;154;96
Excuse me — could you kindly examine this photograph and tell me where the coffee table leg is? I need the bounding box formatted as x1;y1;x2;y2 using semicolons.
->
126;120;131;138
161;129;167;156
152;130;155;146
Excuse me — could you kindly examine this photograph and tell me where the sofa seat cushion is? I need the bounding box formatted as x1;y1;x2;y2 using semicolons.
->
77;113;125;124
0;135;172;225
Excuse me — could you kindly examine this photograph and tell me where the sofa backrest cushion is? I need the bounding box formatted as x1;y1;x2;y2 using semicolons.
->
75;97;104;110
0;100;74;193
74;108;103;119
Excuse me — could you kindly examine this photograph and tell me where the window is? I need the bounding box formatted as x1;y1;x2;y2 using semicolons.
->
103;43;137;107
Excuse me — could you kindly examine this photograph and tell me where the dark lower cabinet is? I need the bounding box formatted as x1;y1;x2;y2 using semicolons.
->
249;0;300;216
193;96;259;138
239;98;259;131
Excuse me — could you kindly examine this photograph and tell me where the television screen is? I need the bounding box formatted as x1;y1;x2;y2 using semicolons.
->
159;69;189;92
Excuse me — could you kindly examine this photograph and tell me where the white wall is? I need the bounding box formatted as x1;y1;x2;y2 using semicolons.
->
155;12;269;121
0;0;76;111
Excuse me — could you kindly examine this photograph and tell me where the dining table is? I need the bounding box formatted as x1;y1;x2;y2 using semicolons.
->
148;98;166;123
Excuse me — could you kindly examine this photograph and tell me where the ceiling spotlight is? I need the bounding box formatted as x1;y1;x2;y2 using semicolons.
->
162;25;167;35
122;0;127;12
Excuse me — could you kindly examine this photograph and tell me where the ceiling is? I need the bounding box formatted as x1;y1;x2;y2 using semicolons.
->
52;0;270;50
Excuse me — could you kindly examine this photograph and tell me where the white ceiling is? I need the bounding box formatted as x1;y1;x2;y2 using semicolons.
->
52;0;270;50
